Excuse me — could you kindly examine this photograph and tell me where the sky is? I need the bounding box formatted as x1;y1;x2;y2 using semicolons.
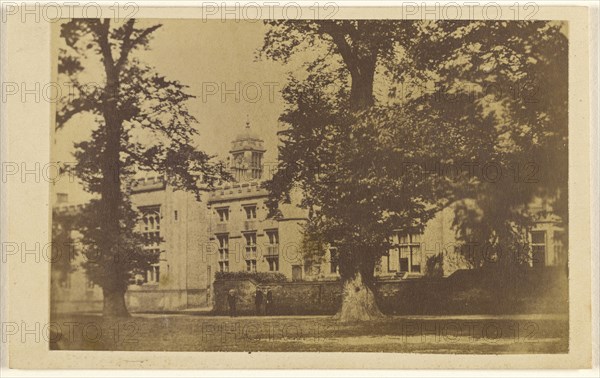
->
53;20;296;204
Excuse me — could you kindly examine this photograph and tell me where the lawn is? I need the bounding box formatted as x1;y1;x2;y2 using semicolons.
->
50;313;568;353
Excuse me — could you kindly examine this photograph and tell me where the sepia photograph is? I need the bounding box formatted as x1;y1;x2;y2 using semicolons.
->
1;1;596;372
48;15;570;353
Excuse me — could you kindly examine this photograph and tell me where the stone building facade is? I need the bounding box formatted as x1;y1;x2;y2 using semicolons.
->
52;122;566;313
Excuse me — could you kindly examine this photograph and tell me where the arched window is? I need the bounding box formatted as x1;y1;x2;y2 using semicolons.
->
142;208;161;248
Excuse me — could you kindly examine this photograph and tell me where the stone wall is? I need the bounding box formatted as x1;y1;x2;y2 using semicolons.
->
213;279;342;315
213;278;261;314
125;288;188;312
213;267;569;316
214;278;445;316
53;287;208;314
258;281;342;315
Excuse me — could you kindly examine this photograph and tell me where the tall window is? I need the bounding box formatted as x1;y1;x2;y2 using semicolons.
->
147;265;160;283
217;234;229;272
251;152;261;168
329;247;339;274
141;206;161;283
251;152;262;179
244;205;257;220
217;207;229;222
266;230;279;271
397;232;422;273
531;230;546;268
244;232;257;272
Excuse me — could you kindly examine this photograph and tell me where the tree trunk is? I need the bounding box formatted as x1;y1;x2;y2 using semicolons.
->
102;287;130;318
98;20;129;318
330;27;380;321
334;271;384;322
349;58;376;111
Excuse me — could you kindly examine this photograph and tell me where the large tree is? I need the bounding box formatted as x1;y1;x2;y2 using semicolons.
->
404;21;568;271
261;20;567;321
57;19;229;317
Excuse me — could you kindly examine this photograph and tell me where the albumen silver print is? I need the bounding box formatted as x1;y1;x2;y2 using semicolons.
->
1;1;596;371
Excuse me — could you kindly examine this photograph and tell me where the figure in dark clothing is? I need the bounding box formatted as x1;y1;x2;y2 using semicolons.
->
227;289;237;317
255;289;264;316
265;290;273;316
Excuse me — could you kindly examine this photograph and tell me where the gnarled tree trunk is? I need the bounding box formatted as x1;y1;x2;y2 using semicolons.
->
334;271;384;322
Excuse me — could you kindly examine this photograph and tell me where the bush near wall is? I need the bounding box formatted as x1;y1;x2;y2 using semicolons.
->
215;271;287;283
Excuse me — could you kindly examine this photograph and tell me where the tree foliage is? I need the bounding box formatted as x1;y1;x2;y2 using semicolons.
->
404;21;568;268
57;19;231;315
261;20;567;282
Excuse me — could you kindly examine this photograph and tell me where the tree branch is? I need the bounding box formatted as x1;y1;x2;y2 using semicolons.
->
319;21;359;77
117;23;162;69
96;19;115;70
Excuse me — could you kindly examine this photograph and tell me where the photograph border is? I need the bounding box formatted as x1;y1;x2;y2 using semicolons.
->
2;3;596;370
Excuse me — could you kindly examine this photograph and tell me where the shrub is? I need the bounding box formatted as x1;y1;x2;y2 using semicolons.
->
215;271;288;283
424;253;444;279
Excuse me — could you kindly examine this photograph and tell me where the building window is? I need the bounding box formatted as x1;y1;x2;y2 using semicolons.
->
246;259;257;272
141;207;161;246
141;206;161;283
267;257;279;272
244;232;257;271
219;261;229;272
531;230;546;268
397;232;422;273
146;264;160;283
267;230;279;245
217;207;229;222
251;152;262;179
292;265;302;281
56;192;68;204
251;152;261;168
244;205;257;220
329;247;339;274
174;210;178;221
266;230;279;271
217;234;229;272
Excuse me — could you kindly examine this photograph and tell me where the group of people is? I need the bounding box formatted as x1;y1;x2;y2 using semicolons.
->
226;288;274;317
254;288;274;316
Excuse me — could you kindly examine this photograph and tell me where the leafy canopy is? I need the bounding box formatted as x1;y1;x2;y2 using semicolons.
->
261;20;567;275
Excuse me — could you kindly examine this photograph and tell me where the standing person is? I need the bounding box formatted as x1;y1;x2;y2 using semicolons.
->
227;289;237;317
255;289;264;316
265;289;273;316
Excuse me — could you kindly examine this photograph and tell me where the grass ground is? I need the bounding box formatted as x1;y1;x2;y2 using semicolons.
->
50;313;568;353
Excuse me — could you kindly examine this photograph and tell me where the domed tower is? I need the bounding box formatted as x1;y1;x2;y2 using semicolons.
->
229;119;266;182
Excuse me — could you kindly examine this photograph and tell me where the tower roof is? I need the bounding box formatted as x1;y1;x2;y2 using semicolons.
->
230;119;266;153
